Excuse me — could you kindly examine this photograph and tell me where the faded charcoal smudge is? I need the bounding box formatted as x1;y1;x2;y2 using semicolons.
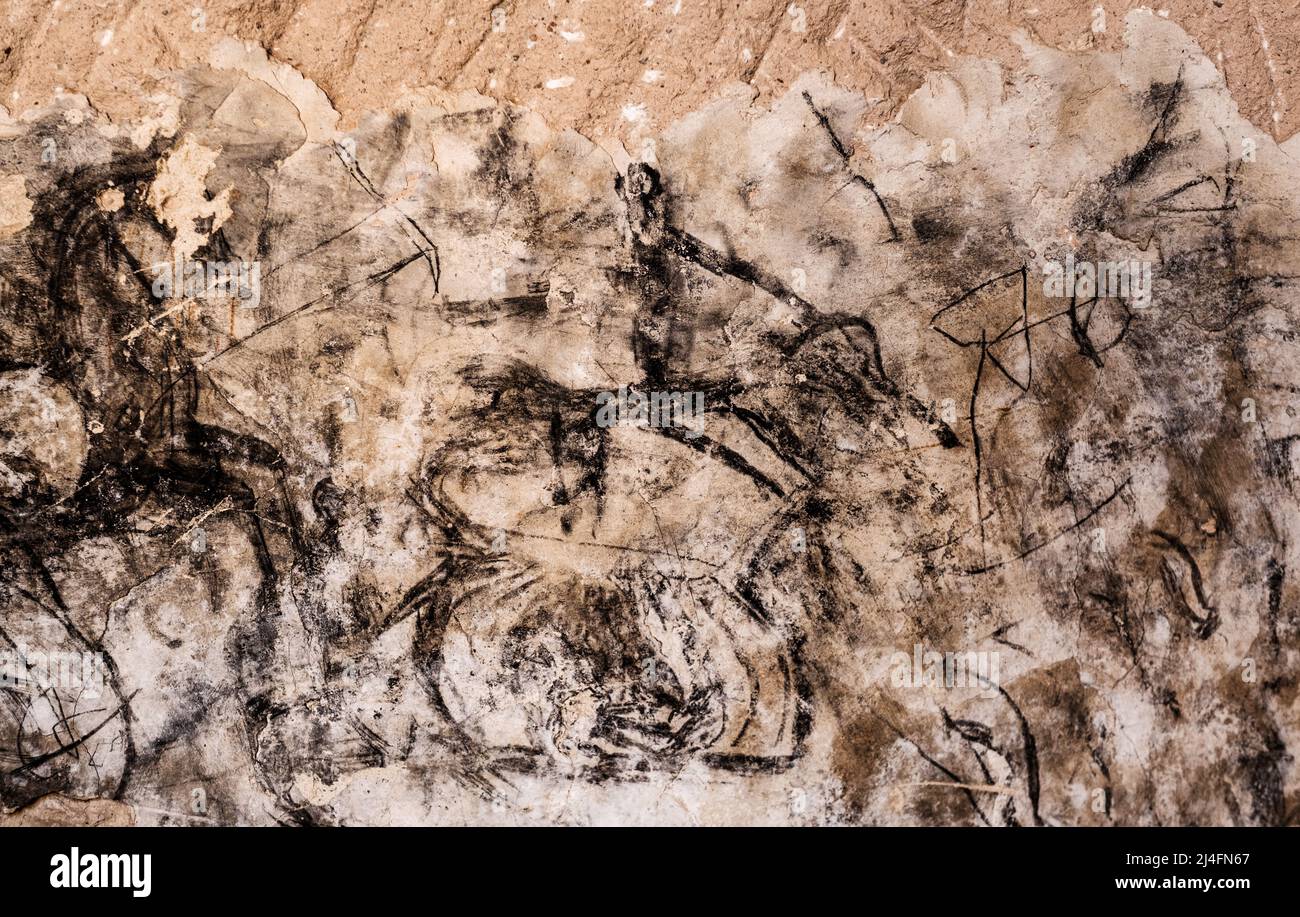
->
0;14;1297;826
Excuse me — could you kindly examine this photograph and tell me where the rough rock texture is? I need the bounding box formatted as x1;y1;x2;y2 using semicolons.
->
0;8;1297;825
1;1;1297;144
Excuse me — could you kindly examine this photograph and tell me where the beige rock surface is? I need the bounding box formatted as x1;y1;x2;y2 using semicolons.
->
0;794;135;827
1;1;1296;144
0;5;1295;828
